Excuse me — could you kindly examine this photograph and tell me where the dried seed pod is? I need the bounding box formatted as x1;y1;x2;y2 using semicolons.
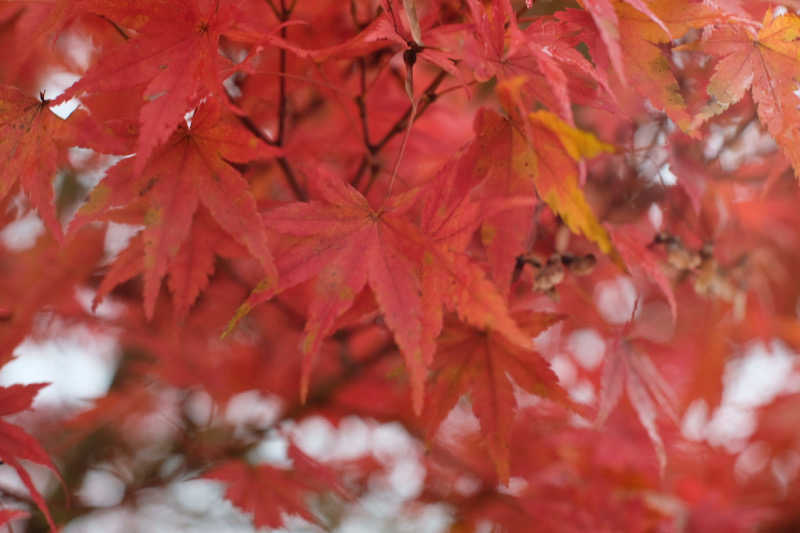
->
652;231;674;245
562;253;596;276
652;231;702;271
533;254;565;292
518;252;544;269
700;242;714;260
666;240;702;270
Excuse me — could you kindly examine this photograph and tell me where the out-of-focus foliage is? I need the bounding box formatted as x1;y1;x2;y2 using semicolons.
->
1;0;800;531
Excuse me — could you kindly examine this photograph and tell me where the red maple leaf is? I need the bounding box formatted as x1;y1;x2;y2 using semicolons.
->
234;171;433;413
596;306;680;474
72;100;280;318
0;85;129;240
423;312;575;483
0;227;106;363
233;167;539;415
55;0;273;172
0;383;62;532
463;0;613;124
205;443;350;529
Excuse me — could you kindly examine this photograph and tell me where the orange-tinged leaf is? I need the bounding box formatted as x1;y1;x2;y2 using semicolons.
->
460;108;537;294
620;0;671;38
435;249;534;351
608;0;723;129
412;115;547;359
490;95;619;265
688;8;800;173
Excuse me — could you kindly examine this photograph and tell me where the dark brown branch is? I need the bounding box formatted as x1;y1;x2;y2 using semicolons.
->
235;0;306;200
99;15;130;40
264;0;280;19
276;3;289;146
229;103;307;201
356;59;375;154
277;157;306;201
271;0;306;199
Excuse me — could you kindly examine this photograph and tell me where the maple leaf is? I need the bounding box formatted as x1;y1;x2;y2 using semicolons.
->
597;311;679;474
416;142;540;344
55;0;271;171
233;171;431;413
611;224;677;319
0;227;106;363
92;208;246;319
73;101;279;318
0;85;128;240
0;383;62;532
423;312;574;483
440;109;538;295
206;443;349;529
581;0;626;81
372;0;462;78
233;166;539;415
577;0;724;129
493;85;621;268
687;8;800;173
464;0;613;124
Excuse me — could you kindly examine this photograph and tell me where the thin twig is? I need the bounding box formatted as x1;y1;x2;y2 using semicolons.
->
386;97;417;198
227;99;306;200
361;70;449;195
375;70;448;151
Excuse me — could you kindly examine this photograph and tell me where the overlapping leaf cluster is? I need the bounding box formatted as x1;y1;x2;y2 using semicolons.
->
2;0;800;531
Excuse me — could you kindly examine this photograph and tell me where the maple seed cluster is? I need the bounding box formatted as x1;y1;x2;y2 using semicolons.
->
652;231;747;317
517;252;597;295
